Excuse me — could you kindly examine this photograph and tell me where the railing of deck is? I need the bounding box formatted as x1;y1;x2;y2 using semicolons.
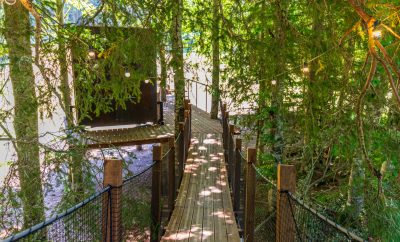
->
4;100;193;242
220;102;365;242
185;79;211;113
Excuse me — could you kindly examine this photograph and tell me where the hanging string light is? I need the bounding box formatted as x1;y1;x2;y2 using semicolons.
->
124;68;131;78
372;20;382;40
3;0;17;5
301;62;310;74
271;80;277;85
88;49;96;60
144;79;150;84
372;30;382;39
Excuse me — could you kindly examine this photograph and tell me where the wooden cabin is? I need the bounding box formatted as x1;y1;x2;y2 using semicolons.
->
71;26;161;127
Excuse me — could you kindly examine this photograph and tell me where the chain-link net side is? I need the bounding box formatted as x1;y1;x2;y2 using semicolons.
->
121;162;155;241
253;164;277;242
160;147;173;227
286;192;365;242
237;150;247;231
4;187;110;242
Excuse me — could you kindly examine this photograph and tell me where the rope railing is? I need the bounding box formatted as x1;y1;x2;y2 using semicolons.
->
238;152;364;241
3;187;110;242
4;159;160;242
252;163;277;190
285;191;365;242
220;101;366;242
4;99;194;242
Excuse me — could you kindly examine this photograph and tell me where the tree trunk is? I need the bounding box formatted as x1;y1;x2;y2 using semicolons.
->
270;0;287;164
56;0;83;200
210;0;220;119
347;156;365;218
160;45;168;102
4;2;45;228
171;0;185;135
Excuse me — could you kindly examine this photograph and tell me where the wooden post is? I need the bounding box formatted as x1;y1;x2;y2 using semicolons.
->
233;138;242;212
178;122;185;182
102;159;122;242
276;164;296;242
151;145;162;242
205;85;208;112
184;99;190;110
184;109;190;156
188;104;192;141
168;137;176;212
244;148;256;242
228;124;235;187
223;112;229;150
196;82;198;106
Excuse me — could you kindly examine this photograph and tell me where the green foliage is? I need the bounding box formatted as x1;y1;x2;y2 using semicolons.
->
71;27;156;121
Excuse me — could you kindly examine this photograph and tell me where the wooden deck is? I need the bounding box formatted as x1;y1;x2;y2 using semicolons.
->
162;132;240;242
83;99;221;148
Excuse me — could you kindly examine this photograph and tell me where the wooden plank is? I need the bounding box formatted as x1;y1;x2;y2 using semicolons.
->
162;148;194;239
162;137;201;241
184;134;207;241
214;152;228;242
161;133;239;242
202;136;218;242
220;159;240;242
188;136;207;241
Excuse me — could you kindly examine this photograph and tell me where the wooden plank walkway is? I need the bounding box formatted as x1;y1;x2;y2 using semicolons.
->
161;132;240;242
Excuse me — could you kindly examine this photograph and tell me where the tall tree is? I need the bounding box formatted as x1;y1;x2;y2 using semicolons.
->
56;0;83;200
210;0;220;119
269;0;288;164
171;0;185;133
4;2;44;227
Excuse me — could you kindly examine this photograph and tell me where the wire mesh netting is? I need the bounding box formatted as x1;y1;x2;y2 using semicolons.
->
236;150;247;230
5;149;173;242
240;158;364;242
4;188;110;242
286;192;364;242
121;145;172;241
252;164;277;242
120;162;155;241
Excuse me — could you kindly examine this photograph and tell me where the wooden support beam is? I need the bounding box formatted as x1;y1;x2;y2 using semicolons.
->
276;164;296;242
151;145;162;242
103;159;122;242
233;138;242;212
168;137;176;212
184;99;190;110
178;122;185;183
244;148;256;242
228;124;235;188
223;112;229;150
85;136;171;149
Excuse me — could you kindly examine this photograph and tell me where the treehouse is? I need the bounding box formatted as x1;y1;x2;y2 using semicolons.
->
72;26;161;128
70;26;174;147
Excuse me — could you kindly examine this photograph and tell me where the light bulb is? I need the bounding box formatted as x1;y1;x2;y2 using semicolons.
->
271;80;277;85
88;50;96;60
302;63;310;74
4;0;17;5
125;70;131;78
372;30;382;40
144;79;150;84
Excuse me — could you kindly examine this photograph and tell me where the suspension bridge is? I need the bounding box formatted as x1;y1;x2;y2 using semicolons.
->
3;95;365;242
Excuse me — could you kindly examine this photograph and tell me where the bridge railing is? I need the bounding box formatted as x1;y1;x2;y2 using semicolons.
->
220;102;365;242
4;100;193;242
185;79;211;112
